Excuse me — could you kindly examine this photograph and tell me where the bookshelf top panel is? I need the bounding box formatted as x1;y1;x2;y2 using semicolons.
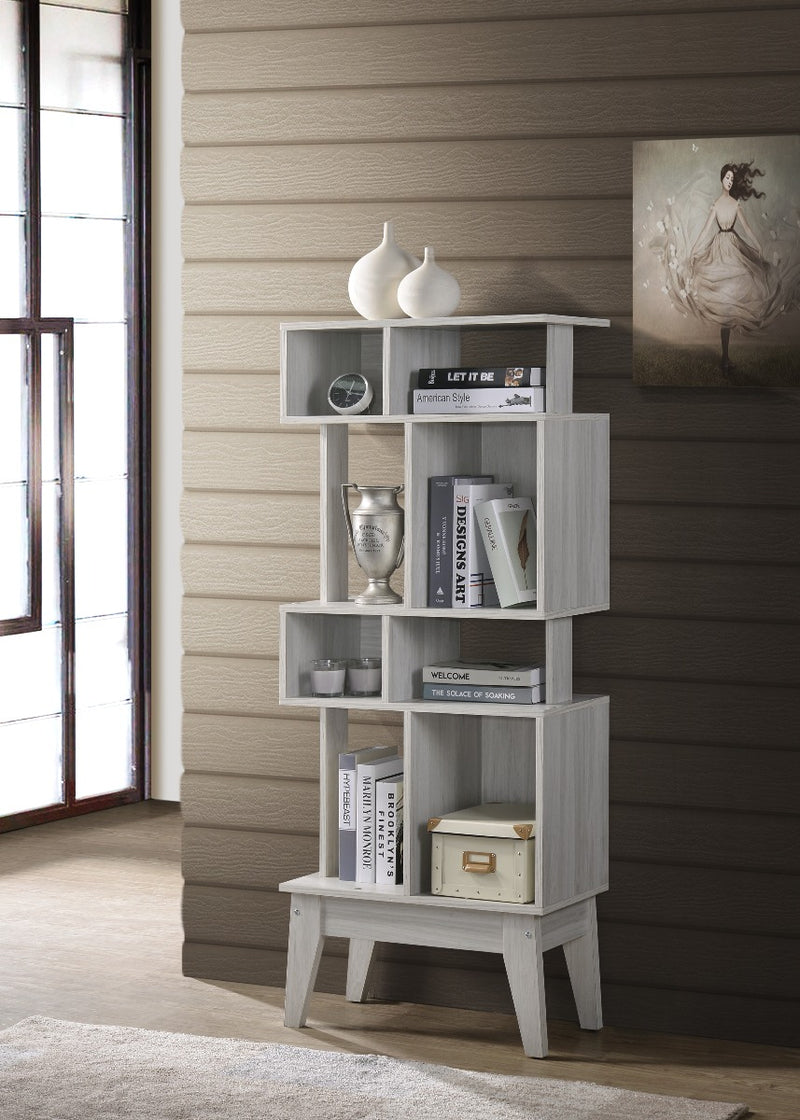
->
282;314;611;333
280;600;610;620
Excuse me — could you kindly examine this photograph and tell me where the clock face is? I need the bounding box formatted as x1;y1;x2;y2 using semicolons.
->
329;373;369;412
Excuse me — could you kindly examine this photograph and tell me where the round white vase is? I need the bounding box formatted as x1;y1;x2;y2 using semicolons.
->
396;246;461;318
347;221;419;320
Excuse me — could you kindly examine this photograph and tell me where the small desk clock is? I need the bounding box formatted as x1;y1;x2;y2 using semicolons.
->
327;372;373;415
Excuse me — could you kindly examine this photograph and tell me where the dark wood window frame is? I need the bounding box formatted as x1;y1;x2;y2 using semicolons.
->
0;1;151;831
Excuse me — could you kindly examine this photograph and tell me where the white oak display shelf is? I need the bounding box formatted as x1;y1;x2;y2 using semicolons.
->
278;314;610;1058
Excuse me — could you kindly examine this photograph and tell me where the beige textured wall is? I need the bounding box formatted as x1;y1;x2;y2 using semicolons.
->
180;0;800;1046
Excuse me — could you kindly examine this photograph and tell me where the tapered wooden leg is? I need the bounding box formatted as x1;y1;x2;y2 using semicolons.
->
563;898;603;1030
502;915;547;1058
345;938;377;1002
284;895;324;1028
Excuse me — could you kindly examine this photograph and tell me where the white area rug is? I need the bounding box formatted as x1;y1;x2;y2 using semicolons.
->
0;1016;747;1120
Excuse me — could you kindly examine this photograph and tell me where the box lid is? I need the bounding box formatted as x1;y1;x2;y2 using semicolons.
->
428;802;536;840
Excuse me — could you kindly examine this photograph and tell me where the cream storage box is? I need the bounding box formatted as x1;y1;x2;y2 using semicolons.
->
428;802;536;903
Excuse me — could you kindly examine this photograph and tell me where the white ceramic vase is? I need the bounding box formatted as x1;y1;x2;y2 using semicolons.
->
397;246;461;318
347;221;419;320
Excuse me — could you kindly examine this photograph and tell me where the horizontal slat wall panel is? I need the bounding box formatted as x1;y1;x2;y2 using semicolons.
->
183;14;796;91
610;741;800;815
182;260;632;317
604;863;800;936
181;773;318;832
610;560;800;621
181;493;319;545
578;677;799;749
182;200;632;261
183;827;319;889
183;373;281;430
182;78;796;150
181;0;800;33
182;713;319;777
610;504;800;564
181;0;800;1047
182;545;318;601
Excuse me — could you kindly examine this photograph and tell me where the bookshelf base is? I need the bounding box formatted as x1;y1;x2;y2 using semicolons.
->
281;887;602;1058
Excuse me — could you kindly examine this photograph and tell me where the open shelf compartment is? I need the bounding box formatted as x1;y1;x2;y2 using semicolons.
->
405;415;609;615
404;700;608;913
281;609;384;704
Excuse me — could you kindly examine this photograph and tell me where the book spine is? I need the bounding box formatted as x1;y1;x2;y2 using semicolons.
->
452;482;472;607
423;683;543;704
417;367;545;388
356;767;377;883
423;665;545;686
428;476;454;608
338;753;358;881
475;498;537;608
375;779;404;886
413;387;546;414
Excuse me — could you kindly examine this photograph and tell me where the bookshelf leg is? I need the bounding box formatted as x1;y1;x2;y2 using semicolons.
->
563;898;603;1031
345;938;377;1002
284;895;324;1029
502;915;547;1058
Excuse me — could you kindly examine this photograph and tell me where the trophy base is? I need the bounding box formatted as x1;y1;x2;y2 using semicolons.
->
354;580;402;606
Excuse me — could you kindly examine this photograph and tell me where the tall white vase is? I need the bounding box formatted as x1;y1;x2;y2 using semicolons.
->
397;246;461;318
347;221;419;320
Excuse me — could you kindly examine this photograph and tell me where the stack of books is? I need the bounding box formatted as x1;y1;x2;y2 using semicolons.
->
422;659;545;705
412;366;546;415
338;745;403;886
429;476;537;609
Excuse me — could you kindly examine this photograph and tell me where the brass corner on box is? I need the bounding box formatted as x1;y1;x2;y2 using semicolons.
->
513;824;534;840
427;817;442;832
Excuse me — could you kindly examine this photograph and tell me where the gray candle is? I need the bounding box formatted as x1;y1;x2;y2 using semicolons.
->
346;657;382;696
310;659;347;696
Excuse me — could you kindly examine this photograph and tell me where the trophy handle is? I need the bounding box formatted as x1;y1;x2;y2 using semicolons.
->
341;483;358;558
393;486;405;569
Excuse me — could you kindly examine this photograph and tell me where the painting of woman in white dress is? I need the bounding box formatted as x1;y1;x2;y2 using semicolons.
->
633;136;800;385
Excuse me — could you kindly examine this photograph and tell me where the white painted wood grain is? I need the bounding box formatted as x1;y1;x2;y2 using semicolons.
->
345;938;377;1002
284;894;324;1027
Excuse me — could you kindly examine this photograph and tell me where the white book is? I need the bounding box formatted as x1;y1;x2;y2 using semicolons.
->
375;777;404;886
356;754;403;884
474;496;537;608
413;386;546;414
460;481;514;607
337;744;395;881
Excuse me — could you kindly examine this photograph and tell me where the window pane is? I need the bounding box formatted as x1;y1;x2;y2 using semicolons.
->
0;2;23;107
75;701;132;800
43;1;128;13
74;323;127;478
0;107;24;214
75;614;131;708
0;715;63;816
41;216;125;321
0;483;28;619
0;215;25;316
0;625;62;722
41;110;125;219
40;6;124;114
0;334;26;484
74;479;128;618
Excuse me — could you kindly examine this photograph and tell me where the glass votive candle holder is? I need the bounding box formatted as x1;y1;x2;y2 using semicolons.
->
309;658;347;697
346;657;382;697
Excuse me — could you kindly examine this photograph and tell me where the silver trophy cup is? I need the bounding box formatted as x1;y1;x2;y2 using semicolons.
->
342;483;405;605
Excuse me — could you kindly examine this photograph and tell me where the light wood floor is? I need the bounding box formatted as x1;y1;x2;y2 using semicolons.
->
1;802;797;1118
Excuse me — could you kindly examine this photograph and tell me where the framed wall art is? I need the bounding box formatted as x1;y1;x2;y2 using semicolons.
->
633;135;800;386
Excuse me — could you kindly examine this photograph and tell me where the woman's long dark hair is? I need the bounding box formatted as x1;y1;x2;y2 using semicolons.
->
721;160;766;201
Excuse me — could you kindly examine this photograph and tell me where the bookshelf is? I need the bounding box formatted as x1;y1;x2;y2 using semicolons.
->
278;313;610;1057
